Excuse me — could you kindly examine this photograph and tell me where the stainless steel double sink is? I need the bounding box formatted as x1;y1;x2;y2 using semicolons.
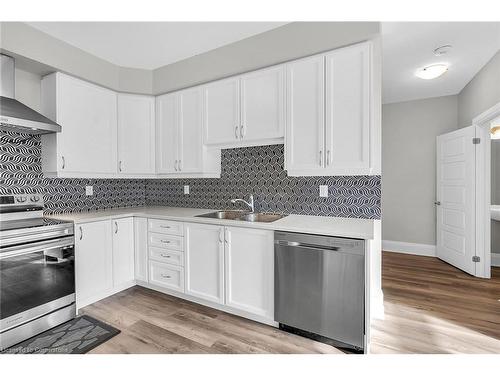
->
196;210;286;223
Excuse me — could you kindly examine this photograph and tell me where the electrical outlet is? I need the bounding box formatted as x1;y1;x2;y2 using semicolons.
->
319;185;329;198
85;186;93;196
184;185;190;195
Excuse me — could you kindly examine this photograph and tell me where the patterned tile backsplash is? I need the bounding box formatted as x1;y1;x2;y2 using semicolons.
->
0;131;145;214
1;130;381;219
146;145;381;219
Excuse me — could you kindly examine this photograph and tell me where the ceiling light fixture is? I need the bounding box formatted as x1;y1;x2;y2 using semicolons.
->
491;125;500;140
415;64;449;80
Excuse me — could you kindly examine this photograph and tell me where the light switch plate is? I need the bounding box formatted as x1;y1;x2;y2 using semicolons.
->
319;185;329;198
184;185;190;195
85;186;93;196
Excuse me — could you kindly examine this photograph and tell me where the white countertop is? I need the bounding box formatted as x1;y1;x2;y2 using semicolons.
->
49;206;377;240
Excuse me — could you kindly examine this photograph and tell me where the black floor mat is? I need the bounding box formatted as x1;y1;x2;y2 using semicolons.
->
1;315;120;354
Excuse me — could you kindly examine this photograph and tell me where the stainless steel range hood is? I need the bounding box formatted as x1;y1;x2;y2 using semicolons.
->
0;54;61;134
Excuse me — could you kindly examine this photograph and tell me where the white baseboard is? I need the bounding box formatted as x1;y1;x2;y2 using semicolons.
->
382;240;436;257
492;253;500;267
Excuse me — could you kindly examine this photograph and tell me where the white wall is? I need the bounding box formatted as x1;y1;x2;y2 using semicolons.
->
14;68;41;111
382;95;458;245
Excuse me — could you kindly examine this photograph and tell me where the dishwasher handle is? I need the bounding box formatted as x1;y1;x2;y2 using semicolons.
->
274;240;339;252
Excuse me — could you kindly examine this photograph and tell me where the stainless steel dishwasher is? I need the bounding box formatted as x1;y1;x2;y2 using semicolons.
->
274;231;365;352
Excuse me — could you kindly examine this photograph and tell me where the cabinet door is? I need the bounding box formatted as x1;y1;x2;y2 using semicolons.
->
325;42;370;174
57;74;117;174
134;217;148;282
117;94;155;174
75;220;113;308
112;218;135;287
285;55;325;173
184;223;224;304
178;87;203;173
225;227;274;318
240;66;285;142
203;77;240;146
156;93;179;174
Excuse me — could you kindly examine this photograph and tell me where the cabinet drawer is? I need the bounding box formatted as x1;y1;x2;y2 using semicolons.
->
149;247;184;266
148;232;183;251
149;261;184;293
148;219;183;236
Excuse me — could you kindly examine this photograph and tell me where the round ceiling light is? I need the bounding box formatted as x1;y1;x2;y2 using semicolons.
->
415;64;449;80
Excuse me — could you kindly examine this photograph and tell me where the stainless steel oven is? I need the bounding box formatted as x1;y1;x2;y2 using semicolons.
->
0;195;75;350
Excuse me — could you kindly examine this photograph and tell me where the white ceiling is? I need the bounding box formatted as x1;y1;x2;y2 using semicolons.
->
27;22;288;70
382;22;500;104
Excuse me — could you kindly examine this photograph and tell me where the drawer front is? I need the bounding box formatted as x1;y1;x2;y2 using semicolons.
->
148;219;183;236
149;247;184;266
148;232;183;251
149;261;184;292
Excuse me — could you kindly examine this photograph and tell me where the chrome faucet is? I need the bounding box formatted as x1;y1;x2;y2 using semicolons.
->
230;194;255;213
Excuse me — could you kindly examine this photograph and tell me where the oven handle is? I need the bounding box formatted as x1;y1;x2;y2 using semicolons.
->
0;237;75;260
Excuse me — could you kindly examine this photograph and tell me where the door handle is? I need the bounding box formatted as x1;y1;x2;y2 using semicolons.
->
434;201;441;206
240;124;245;139
119;160;123;172
174;160;178;171
114;222;118;234
319;150;323;166
61;156;65;170
178;159;182;171
235;125;239;139
326;150;331;166
79;226;83;240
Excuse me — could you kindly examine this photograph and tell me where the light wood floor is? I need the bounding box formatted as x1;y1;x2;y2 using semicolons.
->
82;252;500;354
370;252;500;354
81;286;342;354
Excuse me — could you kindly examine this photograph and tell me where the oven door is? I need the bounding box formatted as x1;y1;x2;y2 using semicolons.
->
0;236;75;333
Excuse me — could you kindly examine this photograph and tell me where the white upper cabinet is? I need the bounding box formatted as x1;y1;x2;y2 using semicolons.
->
285;55;325;174
117;94;155;175
203;77;240;146
285;41;373;176
156;88;220;177
156;93;179;174
41;73;117;176
324;42;370;174
240;65;285;143
178;87;203;173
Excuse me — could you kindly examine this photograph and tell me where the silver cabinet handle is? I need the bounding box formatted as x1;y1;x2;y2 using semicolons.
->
161;273;171;279
174;160;178;171
240;124;245;139
319;150;323;166
79;226;83;240
119;160;123;172
160;240;170;244
235;125;239;139
178;159;182;171
160;254;171;258
61;156;65;170
219;228;223;243
326;150;330;166
224;227;229;244
434;201;441;206
160;225;171;229
114;222;118;234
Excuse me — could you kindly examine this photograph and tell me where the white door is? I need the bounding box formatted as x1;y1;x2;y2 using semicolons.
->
133;217;148;282
57;74;117;174
285;55;325;173
184;223;224;304
324;42;370;174
156;93;179;174
178;87;203;173
75;220;113;308
224;227;274;319
112;218;135;287
203;77;240;146
436;126;476;275
240;66;285;142
117;94;155;174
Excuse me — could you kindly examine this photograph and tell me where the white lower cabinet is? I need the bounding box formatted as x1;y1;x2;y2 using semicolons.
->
224;227;274;319
184;223;225;304
149;261;185;293
134;217;148;282
75;220;113;308
112;218;135;288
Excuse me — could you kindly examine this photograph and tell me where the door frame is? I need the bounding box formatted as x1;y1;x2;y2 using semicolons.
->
472;101;500;279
